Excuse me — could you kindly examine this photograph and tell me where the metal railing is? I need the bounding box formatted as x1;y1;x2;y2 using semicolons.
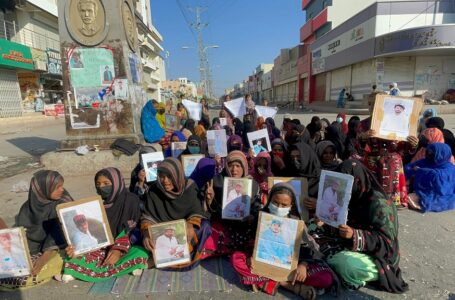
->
0;19;59;51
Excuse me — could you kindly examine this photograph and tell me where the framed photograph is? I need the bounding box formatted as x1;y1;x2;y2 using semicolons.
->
316;170;354;228
251;212;304;282
165;114;180;131
247;129;271;156
171;142;187;158
0;227;33;279
222;178;252;220
149;220;190;268
142;152;165;182
370;94;424;141
181;154;204;177
56;197;114;256
99;65;115;86
207;129;228;158
219;117;227;127
268;177;309;221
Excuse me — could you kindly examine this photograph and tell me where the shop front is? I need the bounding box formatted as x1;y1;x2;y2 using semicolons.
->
0;38;34;118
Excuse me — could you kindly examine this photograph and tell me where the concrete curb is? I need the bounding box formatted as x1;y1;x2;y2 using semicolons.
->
40;150;138;178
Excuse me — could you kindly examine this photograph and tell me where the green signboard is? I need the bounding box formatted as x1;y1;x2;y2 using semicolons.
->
0;38;34;70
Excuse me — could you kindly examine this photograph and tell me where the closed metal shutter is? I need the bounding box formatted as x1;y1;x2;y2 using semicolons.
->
351;60;374;101
314;73;327;101
330;67;351;101
0;69;22;118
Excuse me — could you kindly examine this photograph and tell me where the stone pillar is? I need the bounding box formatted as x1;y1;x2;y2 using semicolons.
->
57;0;147;148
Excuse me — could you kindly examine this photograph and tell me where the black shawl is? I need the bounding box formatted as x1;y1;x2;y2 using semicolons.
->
325;123;346;158
338;160;408;293
15;170;73;255
96;168;141;238
287;142;321;197
142;158;206;223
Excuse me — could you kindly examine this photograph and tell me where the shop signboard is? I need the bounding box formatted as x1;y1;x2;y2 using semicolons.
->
0;39;34;70
46;49;62;75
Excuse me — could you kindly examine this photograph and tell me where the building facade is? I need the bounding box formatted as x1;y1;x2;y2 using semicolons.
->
272;45;300;104
162;78;198;99
135;0;166;102
299;0;455;103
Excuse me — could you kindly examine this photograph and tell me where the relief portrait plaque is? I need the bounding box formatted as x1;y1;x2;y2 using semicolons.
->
122;1;138;52
65;0;109;46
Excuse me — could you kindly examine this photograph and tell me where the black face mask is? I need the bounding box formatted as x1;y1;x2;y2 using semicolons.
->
96;185;113;200
229;145;241;151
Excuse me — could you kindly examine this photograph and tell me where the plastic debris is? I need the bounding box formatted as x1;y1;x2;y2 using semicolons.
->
75;145;90;155
11;180;29;193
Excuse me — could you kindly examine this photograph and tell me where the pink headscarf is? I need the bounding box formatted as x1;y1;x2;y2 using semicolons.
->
250;152;273;184
412;128;455;164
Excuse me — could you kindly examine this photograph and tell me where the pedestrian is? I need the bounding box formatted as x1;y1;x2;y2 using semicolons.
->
389;82;401;96
337;88;346;108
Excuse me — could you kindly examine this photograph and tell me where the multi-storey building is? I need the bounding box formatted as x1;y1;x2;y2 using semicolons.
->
299;0;455;103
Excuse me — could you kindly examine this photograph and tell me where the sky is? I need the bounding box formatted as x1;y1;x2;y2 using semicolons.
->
151;0;305;97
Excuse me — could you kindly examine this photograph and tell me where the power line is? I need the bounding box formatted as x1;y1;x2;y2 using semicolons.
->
175;0;198;42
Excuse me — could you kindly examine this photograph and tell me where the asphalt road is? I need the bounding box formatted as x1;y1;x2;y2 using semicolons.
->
0;112;455;300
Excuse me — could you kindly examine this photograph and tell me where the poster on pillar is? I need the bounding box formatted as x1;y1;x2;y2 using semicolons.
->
69;48;116;88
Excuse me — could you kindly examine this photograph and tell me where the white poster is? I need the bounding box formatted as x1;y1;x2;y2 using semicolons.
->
114;79;128;99
182;99;202;121
224;97;246;118
247;129;272;156
255;105;278;119
207;129;228;158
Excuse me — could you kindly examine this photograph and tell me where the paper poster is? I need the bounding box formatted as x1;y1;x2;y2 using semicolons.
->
69;106;101;129
316;170;354;228
142;152;165;182
219;118;227;127
251;212;304;282
222;178;252;220
114;79;128;99
207;130;228;158
255;105;278;119
69;48;116;88
75;87;103;108
56;197;114;256
171;142;187;158
0;227;32;279
247;129;271;156
129;53;141;84
181;154;204;177
224;97;246;118
182;99;202;121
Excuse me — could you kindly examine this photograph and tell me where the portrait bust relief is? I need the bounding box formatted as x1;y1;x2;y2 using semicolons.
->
122;1;138;52
65;0;109;46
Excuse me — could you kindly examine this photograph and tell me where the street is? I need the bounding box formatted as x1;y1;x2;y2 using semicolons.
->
0;112;454;300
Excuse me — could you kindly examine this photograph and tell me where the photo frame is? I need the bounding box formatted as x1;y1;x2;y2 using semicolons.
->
207;129;228;158
316;170;354;228
251;212;304;282
222;177;252;220
0;227;33;279
268;177;309;221
247;129;272;156
171;142;187;158
142;152;165;182
165;114;180;131
370;94;424;141
181;154;204;177
56;196;114;256
149;220;190;268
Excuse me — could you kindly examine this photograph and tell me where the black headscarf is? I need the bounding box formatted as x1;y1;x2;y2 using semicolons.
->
343;116;361;159
242;120;255;149
182;119;196;133
426;117;455;155
337;160;408;293
288;142;321;197
325;123;346;158
181;135;203;155
234;118;243;136
15;170;73;255
129;145;158;193
266;117;281;139
263;182;299;218
95;168;141;237
143;158;206;223
316;141;340;171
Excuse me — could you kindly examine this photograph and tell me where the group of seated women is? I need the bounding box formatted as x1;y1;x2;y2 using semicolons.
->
1;98;454;299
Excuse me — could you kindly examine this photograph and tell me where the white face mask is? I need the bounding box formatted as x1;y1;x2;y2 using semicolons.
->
268;203;291;217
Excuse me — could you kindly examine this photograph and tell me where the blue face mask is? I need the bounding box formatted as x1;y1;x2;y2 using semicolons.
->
188;146;200;154
336;117;343;123
180;119;186;126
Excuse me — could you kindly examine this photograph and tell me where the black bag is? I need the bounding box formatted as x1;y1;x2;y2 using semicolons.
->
110;138;139;156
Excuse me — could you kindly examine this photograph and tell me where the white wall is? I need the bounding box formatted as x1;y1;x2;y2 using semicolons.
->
414;56;455;99
15;10;59;50
329;0;376;29
376;13;455;35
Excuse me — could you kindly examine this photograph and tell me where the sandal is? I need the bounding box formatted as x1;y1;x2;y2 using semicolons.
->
291;283;316;300
407;197;422;211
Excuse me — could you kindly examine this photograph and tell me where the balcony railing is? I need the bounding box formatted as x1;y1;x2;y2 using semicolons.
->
0;19;60;51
